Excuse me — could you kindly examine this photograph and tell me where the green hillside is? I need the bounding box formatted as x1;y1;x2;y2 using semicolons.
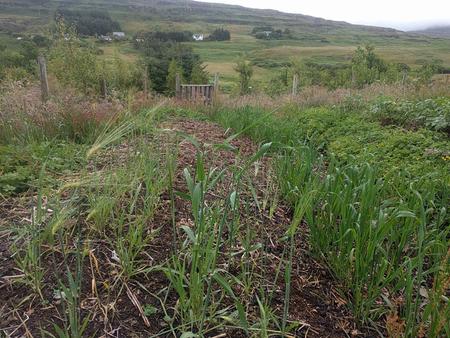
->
1;0;450;83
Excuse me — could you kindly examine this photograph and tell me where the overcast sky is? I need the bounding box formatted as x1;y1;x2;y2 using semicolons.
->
195;0;450;30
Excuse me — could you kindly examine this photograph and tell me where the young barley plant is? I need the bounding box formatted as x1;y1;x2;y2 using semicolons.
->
164;149;225;333
11;165;49;299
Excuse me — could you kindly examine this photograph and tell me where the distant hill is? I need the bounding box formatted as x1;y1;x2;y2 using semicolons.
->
0;0;403;38
1;0;450;77
411;26;450;38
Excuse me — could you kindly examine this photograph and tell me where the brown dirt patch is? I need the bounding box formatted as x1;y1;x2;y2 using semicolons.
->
1;119;361;337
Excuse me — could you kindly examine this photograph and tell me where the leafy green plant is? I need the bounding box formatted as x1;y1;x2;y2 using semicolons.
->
369;97;450;134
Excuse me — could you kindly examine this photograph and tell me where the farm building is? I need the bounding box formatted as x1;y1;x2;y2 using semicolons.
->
193;34;204;41
112;32;126;39
98;35;112;42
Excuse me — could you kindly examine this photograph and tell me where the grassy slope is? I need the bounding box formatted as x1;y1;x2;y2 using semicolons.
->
1;0;450;84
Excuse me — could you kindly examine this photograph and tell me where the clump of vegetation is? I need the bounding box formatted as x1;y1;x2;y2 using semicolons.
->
252;44;448;94
211;103;450;337
166;59;184;95
206;27;231;41
234;58;253;95
252;26;292;40
369;96;450;135
135;30;208;93
136;30;194;43
55;9;121;36
264;68;289;97
190;61;210;84
0;38;38;81
49;20;140;96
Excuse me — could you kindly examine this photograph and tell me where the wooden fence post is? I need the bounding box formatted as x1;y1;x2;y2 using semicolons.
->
214;73;219;92
351;67;356;87
143;65;148;98
292;74;299;97
401;70;408;86
100;78;107;99
213;73;219;102
38;56;49;102
175;73;181;99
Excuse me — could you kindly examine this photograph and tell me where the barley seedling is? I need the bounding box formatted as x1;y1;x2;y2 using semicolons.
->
281;191;315;335
164;150;225;332
45;269;90;338
11;166;49;299
115;216;150;279
43;205;89;338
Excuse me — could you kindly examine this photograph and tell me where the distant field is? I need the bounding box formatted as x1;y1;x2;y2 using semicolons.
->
95;41;140;63
188;37;450;80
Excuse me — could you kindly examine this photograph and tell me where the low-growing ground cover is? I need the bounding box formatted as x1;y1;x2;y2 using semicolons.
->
368;97;450;136
210;101;449;337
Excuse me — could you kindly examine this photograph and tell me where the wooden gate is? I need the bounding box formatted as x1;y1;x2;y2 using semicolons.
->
175;74;218;104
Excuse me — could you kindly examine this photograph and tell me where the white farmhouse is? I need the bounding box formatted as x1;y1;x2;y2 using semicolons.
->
99;35;112;42
193;34;204;41
113;32;126;39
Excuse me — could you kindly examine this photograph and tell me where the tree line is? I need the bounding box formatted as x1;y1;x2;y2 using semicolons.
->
55;9;121;36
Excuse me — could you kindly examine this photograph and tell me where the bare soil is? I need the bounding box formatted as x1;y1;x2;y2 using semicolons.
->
1;119;362;337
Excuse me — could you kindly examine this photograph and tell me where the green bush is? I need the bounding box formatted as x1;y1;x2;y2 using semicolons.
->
49;20;141;96
0;40;38;81
369;97;450;135
55;9;121;36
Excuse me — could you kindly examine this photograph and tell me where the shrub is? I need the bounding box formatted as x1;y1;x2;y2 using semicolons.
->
369;97;450;135
190;61;209;84
206;28;230;41
234;59;253;95
55;9;121;36
287;45;436;90
166;59;184;96
141;41;204;93
0;40;38;81
49;20;141;96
